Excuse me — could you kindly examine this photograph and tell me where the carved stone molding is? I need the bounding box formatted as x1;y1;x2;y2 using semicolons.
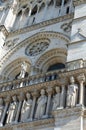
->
52;106;85;118
8;13;73;37
0;118;54;130
73;0;86;6
36;48;67;71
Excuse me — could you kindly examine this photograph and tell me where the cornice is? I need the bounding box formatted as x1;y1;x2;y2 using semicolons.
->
0;118;54;130
0;79;62;98
52;106;85;118
73;0;86;6
59;68;86;79
8;13;73;37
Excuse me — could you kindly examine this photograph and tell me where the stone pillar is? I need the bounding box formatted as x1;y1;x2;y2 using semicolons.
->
77;74;85;106
42;3;48;21
69;0;73;13
60;0;65;16
46;88;53;117
0;96;10;126
26;7;32;25
15;93;24;123
30;90;38;120
60;85;66;108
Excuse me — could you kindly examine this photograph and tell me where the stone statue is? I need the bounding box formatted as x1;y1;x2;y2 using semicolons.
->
35;89;47;119
6;96;18;124
12;0;19;14
0;98;4;121
52;87;61;110
18;61;27;79
67;76;78;107
20;93;32;122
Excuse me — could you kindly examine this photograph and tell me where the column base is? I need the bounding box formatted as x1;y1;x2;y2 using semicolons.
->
76;104;84;107
0;123;3;127
57;107;64;110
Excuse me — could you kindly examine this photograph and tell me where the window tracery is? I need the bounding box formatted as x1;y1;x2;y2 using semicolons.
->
25;39;50;56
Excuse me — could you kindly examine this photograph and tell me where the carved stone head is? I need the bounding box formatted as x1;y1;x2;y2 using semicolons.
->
70;76;75;84
12;95;17;102
26;92;31;99
40;89;45;95
55;86;60;93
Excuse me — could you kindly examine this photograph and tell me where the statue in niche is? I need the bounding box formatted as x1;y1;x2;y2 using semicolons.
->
35;89;47;119
12;0;19;14
67;76;78;108
52;86;61;110
6;95;18;124
18;61;27;87
0;98;4;121
20;93;32;122
18;61;27;79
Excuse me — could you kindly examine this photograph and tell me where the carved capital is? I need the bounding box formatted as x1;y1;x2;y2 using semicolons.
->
46;87;53;95
4;96;11;104
18;92;24;101
77;73;85;83
32;90;38;98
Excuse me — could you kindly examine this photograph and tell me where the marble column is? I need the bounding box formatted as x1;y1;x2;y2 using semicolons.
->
46;88;53;117
60;85;66;108
30;90;38;120
15;93;24;123
77;74;85;106
0;96;10;126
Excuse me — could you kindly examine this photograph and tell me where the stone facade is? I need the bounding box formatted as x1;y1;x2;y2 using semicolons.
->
0;0;86;130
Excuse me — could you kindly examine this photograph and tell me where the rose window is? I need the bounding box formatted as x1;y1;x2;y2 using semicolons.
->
25;40;49;56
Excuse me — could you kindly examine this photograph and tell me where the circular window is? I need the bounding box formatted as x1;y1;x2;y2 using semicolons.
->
25;40;49;56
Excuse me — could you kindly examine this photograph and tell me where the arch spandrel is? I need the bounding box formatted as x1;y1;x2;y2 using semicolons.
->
0;31;70;75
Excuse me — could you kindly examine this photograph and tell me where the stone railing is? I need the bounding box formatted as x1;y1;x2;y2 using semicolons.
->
67;59;85;71
0;69;64;92
0;59;86;92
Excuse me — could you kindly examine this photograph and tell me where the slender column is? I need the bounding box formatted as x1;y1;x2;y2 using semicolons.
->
69;0;73;13
77;74;85;106
30;90;38;120
42;3;48;21
26;7;32;25
46;88;53;116
60;0;65;16
60;85;66;108
0;96;10;126
15;93;24;123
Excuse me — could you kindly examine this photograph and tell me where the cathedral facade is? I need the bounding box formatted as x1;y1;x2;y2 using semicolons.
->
0;0;86;130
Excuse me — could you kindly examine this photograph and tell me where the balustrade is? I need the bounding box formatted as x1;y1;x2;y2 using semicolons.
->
0;59;85;92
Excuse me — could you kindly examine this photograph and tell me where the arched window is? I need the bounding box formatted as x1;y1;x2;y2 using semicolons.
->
31;5;38;15
39;3;45;12
56;0;69;6
47;63;65;72
24;8;29;16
